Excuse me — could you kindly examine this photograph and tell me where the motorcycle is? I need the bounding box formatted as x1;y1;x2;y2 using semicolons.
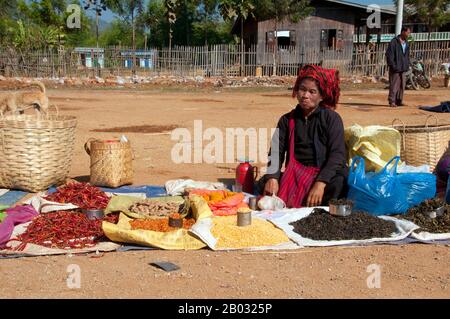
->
406;55;431;90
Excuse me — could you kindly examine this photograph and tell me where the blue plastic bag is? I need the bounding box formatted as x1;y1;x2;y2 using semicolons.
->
397;172;436;207
347;156;409;215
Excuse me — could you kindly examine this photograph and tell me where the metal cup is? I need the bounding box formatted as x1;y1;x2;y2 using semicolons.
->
237;211;252;227
249;197;258;210
169;216;183;228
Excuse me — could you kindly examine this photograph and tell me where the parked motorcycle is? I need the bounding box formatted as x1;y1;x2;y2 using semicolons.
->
406;55;431;90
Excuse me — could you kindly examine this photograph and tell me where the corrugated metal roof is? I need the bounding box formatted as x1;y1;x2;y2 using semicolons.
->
324;0;396;14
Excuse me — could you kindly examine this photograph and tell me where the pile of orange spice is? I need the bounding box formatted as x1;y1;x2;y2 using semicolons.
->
129;217;195;232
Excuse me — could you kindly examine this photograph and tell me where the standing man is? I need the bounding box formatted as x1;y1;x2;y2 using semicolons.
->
385;26;411;107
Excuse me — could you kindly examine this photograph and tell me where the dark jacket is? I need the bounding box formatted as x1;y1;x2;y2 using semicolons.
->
385;36;410;73
265;105;348;184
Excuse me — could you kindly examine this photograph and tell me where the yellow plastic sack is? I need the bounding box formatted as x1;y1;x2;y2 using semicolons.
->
104;195;188;219
102;195;212;250
345;125;401;172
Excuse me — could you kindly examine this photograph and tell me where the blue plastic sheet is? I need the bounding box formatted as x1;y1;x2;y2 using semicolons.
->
0;190;29;206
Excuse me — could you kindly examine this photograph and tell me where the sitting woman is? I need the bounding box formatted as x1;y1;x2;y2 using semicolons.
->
260;65;348;208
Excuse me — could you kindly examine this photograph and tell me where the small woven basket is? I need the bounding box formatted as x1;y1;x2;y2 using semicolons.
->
0;113;77;192
392;115;450;170
85;138;133;188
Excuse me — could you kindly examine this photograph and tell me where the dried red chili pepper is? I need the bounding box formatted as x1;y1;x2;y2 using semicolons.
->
45;182;110;210
11;211;120;251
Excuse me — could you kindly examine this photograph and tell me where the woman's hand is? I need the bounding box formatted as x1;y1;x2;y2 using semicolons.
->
306;181;327;207
264;178;279;196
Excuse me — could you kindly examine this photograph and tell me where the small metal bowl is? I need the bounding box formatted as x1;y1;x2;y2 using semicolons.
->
329;203;352;217
82;209;105;220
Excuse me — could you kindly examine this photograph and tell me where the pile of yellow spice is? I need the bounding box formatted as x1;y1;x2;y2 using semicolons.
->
211;215;290;249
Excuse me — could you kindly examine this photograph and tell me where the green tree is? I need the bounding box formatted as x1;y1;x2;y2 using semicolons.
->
105;0;144;74
219;0;255;46
219;0;256;74
83;0;108;49
105;0;144;49
140;0;234;47
0;0;18;18
99;19;131;46
172;0;198;46
65;3;95;47
257;0;313;75
194;0;218;45
399;0;450;32
0;0;18;46
138;0;167;47
165;0;180;49
13;0;94;49
29;0;65;27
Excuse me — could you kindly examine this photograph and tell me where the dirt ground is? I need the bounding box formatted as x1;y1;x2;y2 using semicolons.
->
0;82;450;298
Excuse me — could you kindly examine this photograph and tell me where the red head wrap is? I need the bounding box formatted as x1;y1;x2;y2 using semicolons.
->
292;64;340;110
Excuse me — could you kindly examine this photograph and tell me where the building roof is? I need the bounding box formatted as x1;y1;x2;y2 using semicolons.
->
232;0;397;34
324;0;396;14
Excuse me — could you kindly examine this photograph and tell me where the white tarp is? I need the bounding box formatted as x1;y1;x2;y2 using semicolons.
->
27;195;79;213
268;207;420;247
410;231;450;242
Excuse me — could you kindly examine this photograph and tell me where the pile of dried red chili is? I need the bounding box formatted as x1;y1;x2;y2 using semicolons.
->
45;182;110;210
12;211;119;251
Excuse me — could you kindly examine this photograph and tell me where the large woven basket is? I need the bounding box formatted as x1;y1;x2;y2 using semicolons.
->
0;114;77;192
85;139;133;188
392;116;450;170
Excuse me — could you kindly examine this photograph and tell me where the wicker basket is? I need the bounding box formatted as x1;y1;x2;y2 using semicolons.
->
85;139;133;188
392;115;450;170
0;114;77;192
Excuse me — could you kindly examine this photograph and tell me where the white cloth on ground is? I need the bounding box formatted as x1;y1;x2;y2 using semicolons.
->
165;179;227;196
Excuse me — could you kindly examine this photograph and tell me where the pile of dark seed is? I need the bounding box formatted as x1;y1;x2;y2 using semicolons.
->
289;208;397;241
396;198;450;234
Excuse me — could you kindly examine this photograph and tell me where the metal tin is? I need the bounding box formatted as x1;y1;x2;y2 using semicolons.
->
82;209;105;220
329;204;352;217
249;197;258;210
169;216;183;228
237;211;252;227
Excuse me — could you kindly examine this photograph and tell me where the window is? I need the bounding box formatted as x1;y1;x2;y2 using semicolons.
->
266;31;275;48
320;29;344;50
266;30;296;48
277;31;291;47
